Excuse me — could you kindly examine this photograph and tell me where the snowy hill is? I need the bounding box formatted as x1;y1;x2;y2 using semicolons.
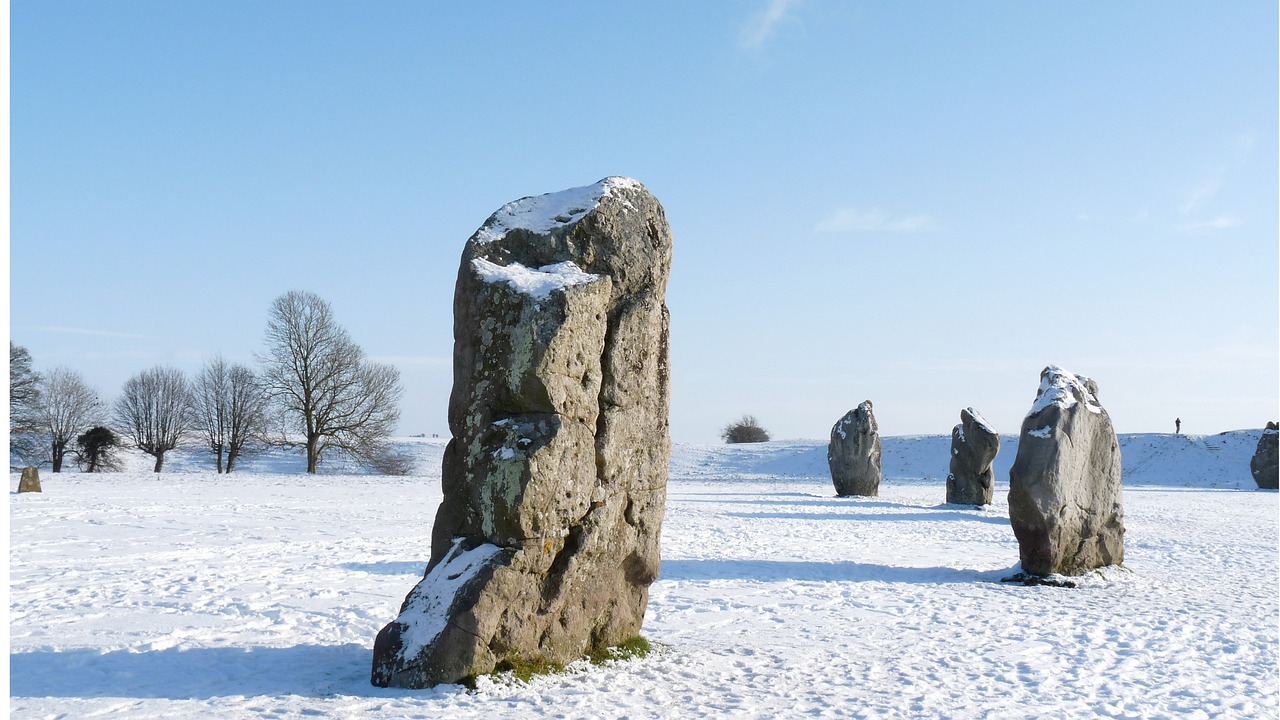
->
100;430;1265;491
670;430;1264;489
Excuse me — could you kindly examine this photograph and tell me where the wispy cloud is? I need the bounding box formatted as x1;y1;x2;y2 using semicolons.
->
1232;132;1258;161
1179;176;1224;216
740;0;802;52
37;326;158;340
1175;215;1241;233
814;208;938;234
1178;132;1258;218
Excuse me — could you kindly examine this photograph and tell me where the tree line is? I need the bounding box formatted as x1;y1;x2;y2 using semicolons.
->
9;290;406;475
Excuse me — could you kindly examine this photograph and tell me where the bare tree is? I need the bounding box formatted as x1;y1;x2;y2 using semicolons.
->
190;355;268;472
259;290;403;473
722;415;771;444
35;367;103;472
115;366;192;473
224;363;267;473
9;343;43;466
191;356;231;472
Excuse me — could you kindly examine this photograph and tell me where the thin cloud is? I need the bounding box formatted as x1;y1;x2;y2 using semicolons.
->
815;208;938;234
741;0;802;51
1179;132;1256;217
37;325;158;340
1175;215;1241;233
1180;176;1223;216
1233;132;1258;162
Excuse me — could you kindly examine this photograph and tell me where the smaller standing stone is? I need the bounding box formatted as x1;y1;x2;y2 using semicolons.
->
18;466;41;493
1251;422;1278;490
946;408;1000;505
828;401;881;497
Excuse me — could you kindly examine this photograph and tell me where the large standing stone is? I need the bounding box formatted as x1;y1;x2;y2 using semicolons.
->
1251;422;1278;489
1008;366;1124;577
17;466;41;493
372;177;672;688
946;408;999;505
828;401;881;497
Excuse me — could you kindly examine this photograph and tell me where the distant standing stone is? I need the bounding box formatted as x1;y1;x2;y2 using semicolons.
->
946;408;999;505
18;466;41;493
828;401;881;497
1251;422;1278;489
1008;366;1124;577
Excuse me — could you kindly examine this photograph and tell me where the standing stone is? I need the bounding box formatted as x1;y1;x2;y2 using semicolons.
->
946;408;1000;505
828;401;881;497
1251;422;1278;489
372;177;671;688
17;466;41;493
1008;366;1124;577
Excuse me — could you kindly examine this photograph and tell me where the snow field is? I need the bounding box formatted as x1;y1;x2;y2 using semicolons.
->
9;434;1278;719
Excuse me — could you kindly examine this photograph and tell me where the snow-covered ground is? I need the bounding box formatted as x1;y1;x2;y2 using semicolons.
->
10;432;1278;718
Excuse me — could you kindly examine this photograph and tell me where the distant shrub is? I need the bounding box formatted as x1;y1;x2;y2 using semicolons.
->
365;445;415;476
76;426;122;472
722;415;771;444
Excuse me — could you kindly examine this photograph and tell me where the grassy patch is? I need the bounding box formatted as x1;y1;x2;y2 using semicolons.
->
464;635;658;690
587;635;653;665
472;656;566;688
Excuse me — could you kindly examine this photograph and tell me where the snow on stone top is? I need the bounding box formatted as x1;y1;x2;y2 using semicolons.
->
966;407;996;434
833;401;873;440
1027;365;1102;418
472;258;600;299
472;176;645;245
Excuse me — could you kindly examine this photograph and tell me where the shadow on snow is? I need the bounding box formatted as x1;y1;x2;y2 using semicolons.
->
9;643;456;700
725;510;1009;525
659;558;1007;585
339;561;427;576
679;496;913;510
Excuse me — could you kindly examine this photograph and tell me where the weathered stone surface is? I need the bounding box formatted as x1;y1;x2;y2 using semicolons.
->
946;408;999;505
18;466;41;493
828;401;881;497
1251;422;1278;489
372;177;671;688
1008;366;1124;577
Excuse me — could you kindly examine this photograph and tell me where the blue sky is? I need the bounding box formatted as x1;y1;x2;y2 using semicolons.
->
10;1;1278;442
